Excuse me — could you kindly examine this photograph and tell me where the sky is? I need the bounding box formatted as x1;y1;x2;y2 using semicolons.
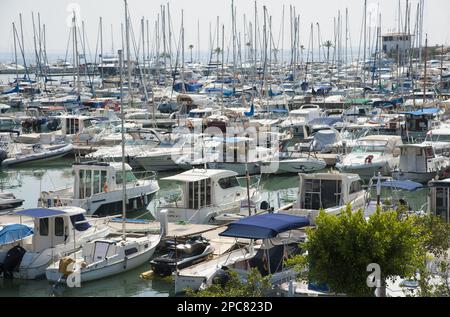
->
0;0;449;61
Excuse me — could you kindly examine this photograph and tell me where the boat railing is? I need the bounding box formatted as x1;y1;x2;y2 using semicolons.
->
132;170;158;182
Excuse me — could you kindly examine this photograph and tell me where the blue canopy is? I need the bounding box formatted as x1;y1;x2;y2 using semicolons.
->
379;180;423;191
219;213;310;239
403;108;440;116
0;224;33;245
15;208;66;218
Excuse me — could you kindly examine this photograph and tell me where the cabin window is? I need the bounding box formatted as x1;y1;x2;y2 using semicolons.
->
350;180;363;194
188;179;211;209
303;179;341;210
125;248;138;256
100;171;108;193
93;170;101;194
85;170;92;197
218;177;240;189
116;171;137;185
54;217;65;237
39;218;49;236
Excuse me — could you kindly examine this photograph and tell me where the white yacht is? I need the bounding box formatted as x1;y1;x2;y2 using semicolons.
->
39;162;160;216
281;172;367;222
392;144;450;183
46;225;162;284
0;207;110;279
154;169;260;224
174;213;309;294
1;143;73;167
336;135;403;178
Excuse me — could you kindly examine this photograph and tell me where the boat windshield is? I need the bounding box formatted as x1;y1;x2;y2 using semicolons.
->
352;140;387;154
426;134;450;142
116;171;137;184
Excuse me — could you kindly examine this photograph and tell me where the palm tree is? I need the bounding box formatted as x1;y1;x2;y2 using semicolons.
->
273;48;279;64
189;44;194;63
323;40;334;66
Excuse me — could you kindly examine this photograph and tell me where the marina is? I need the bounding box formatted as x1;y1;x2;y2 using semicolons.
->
0;0;449;298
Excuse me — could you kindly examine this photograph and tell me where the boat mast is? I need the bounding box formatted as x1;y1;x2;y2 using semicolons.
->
119;48;126;241
440;45;444;100
12;23;18;85
181;10;186;94
100;17;104;85
423;34;427;108
125;0;132;104
363;0;367;89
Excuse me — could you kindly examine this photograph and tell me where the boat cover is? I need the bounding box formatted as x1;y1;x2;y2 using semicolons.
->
403;108;440;116
0;224;33;245
15;208;66;218
219;213;310;239
378;180;423;191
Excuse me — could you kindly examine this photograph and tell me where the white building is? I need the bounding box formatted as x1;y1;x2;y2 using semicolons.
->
382;33;413;54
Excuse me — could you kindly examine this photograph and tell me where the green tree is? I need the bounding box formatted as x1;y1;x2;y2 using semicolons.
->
323;40;334;66
289;205;425;297
186;268;272;297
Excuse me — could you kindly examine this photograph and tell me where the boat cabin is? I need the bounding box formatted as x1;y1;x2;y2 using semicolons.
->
403;108;441;141
294;172;366;217
158;169;246;223
398;144;436;174
72;162;135;200
14;207;91;252
428;179;450;223
60;115;95;136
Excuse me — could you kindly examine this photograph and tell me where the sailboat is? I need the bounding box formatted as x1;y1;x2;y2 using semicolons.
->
46;20;162;283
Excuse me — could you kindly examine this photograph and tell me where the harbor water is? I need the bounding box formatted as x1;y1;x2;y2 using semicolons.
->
0;160;428;297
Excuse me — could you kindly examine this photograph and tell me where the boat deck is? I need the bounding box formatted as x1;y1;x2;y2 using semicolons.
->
107;220;237;256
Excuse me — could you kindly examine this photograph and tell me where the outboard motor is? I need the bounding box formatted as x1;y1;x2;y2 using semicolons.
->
0;245;26;278
0;149;7;163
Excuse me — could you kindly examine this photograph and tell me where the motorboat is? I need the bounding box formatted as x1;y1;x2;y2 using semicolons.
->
0;207;110;279
1;143;73;167
45;231;161;284
174;213;310;294
281;172;368;222
260;152;327;174
154;169;260;224
39;161;160;217
150;235;214;276
0;192;24;210
45;210;167;285
392;144;450;183
336;135;403;178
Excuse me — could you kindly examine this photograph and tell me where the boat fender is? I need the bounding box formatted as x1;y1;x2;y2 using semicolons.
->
123;256;128;270
140;270;154;280
59;257;75;276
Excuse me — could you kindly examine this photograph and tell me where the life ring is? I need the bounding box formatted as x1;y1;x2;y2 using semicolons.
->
365;155;374;164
